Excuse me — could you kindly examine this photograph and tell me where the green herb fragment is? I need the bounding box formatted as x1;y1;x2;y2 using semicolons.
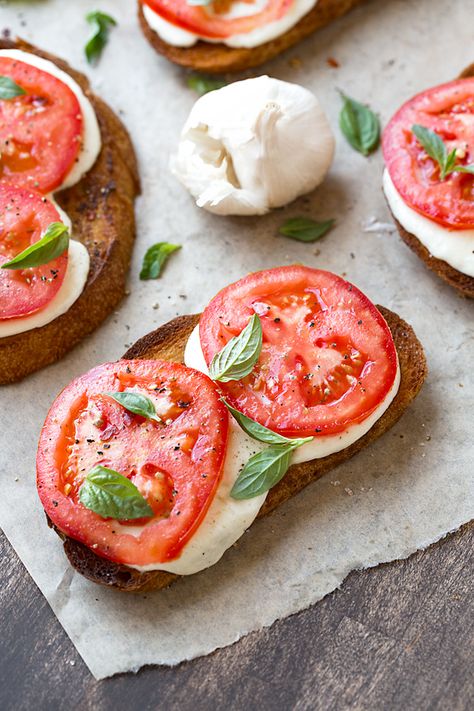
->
339;93;380;156
187;75;227;96
279;217;335;243
85;11;117;64
225;401;312;447
79;465;153;520
0;76;26;100
209;314;262;383
1;222;69;270
230;435;311;500
412;124;474;179
105;391;161;422
140;242;181;280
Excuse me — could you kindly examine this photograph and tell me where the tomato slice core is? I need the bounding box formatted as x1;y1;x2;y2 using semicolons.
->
143;0;294;39
199;266;398;438
0;184;68;319
383;78;474;229
0;57;82;193
37;360;229;567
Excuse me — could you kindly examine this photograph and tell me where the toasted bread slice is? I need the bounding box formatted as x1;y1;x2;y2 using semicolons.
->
0;39;140;384
54;306;427;592
386;64;474;299
138;0;366;74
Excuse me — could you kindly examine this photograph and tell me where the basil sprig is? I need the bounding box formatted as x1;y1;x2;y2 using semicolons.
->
225;402;313;499
339;93;380;156
105;391;161;422
140;242;181;280
279;217;335;243
225;401;303;446
1;222;69;270
0;76;26;100
231;439;312;500
79;465;153;520
187;75;227;96
209;314;262;383
85;11;117;64
412;124;474;179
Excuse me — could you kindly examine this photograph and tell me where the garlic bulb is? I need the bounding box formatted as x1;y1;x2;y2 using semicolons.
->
171;76;335;216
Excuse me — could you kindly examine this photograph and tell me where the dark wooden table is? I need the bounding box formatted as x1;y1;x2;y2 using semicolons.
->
1;520;472;711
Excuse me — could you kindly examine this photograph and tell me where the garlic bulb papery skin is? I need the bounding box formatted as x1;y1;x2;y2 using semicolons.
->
170;76;335;216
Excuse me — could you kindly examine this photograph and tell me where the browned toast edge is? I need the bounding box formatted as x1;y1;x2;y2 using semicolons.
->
137;0;366;74
56;305;427;592
0;39;140;384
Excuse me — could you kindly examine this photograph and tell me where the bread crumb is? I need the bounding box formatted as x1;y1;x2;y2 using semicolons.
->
289;57;302;69
344;487;354;496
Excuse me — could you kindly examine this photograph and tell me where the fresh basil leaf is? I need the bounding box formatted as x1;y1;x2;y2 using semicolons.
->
0;75;26;100
79;465;153;520
225;401;313;447
411;124;474;179
187;75;227;96
105;391;161;422
85;11;117;64
209;314;262;383
279;217;335;243
231;444;301;500
140;242;181;280
452;164;474;175
339;94;380;156
412;124;449;177
1;222;69;270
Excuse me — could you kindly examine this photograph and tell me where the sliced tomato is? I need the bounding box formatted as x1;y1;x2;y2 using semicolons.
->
37;360;229;567
143;0;294;39
0;184;68;319
199;266;398;438
383;78;474;229
0;56;82;193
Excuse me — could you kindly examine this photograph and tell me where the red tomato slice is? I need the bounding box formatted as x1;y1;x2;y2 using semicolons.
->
199;266;398;438
143;0;294;39
37;360;229;567
0;56;82;193
0;184;68;319
383;78;474;229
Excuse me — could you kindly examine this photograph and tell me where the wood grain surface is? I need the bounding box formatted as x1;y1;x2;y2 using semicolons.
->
0;522;472;710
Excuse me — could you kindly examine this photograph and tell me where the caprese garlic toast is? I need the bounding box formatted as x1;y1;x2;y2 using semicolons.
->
138;0;366;74
0;39;139;384
37;266;427;593
382;65;474;298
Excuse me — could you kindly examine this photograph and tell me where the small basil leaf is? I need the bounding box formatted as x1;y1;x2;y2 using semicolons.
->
412;124;448;177
339;94;380;156
187;75;227;96
209;314;262;383
85;11;117;64
0;75;26;100
452;164;474;175
79;465;153;520
279;217;335;243
105;391;161;422
140;242;181;280
1;222;69;270
225;401;313;447
230;445;296;500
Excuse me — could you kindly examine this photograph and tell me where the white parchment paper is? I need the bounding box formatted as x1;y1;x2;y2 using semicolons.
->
1;0;473;680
